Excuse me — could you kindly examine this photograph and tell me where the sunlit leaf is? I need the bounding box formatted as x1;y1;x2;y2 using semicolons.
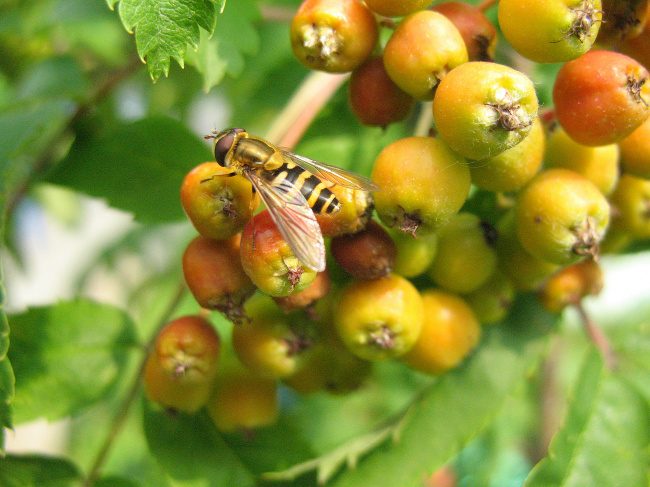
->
114;0;220;81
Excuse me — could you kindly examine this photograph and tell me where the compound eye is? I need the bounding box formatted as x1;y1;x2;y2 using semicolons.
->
213;128;245;167
214;133;235;167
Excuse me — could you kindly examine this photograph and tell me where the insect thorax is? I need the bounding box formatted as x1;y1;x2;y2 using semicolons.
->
232;137;278;170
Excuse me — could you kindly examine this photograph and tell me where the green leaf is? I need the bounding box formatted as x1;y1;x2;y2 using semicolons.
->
606;307;650;405
188;29;229;92
223;22;304;130
143;402;256;487
7;299;139;424
0;357;14;454
15;56;89;102
1;223;15;453
46;116;212;224
0;454;81;487
221;417;316;474
0;56;85;216
0;98;76;196
95;476;142;487
264;295;554;486
262;420;403;484
115;0;218;81
524;349;650;487
187;0;260;91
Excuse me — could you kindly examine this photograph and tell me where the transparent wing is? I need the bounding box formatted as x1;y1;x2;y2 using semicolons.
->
246;170;326;272
280;150;380;192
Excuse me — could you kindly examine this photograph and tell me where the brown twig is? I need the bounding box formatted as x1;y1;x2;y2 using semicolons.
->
264;70;350;148
477;0;499;12
259;4;295;22
574;301;617;370
82;283;187;487
536;336;562;463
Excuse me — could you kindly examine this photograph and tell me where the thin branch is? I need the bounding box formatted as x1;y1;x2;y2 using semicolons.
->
477;0;499;12
574;302;617;370
264;70;350;148
536;336;562;463
259;4;295;22
82;283;187;487
413;101;434;137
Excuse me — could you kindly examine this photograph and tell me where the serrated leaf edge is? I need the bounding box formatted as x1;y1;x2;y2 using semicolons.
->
261;393;415;484
0;229;16;454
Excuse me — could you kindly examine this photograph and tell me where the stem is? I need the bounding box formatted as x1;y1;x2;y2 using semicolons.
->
574;302;617;370
413;101;434;137
82;283;187;487
264;70;349;148
536;336;562;463
259;4;295;22
477;0;499;11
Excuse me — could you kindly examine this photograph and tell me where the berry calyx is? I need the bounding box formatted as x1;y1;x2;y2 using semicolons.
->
334;274;423;361
371;137;471;236
290;0;378;73
432;62;538;160
144;316;221;413
240;210;317;297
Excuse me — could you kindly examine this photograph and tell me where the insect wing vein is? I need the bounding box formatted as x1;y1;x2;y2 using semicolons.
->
247;171;326;272
280;150;380;192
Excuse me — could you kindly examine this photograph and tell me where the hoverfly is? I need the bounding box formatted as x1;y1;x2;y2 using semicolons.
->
206;128;380;272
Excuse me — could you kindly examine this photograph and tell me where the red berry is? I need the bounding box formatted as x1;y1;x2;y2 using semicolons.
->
144;316;221;413
290;0;378;73
182;235;256;322
240;210;318;297
348;55;415;128
553;50;650;146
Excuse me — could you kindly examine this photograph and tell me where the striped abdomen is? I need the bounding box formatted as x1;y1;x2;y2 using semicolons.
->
268;161;340;214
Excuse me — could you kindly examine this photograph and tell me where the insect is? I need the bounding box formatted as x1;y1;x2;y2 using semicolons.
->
206;128;380;272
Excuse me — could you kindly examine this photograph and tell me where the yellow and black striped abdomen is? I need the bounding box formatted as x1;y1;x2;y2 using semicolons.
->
270;161;341;214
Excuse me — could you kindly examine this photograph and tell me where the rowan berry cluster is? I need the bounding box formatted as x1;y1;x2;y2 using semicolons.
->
144;0;650;432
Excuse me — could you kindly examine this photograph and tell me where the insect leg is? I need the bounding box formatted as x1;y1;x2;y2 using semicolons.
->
200;172;237;184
